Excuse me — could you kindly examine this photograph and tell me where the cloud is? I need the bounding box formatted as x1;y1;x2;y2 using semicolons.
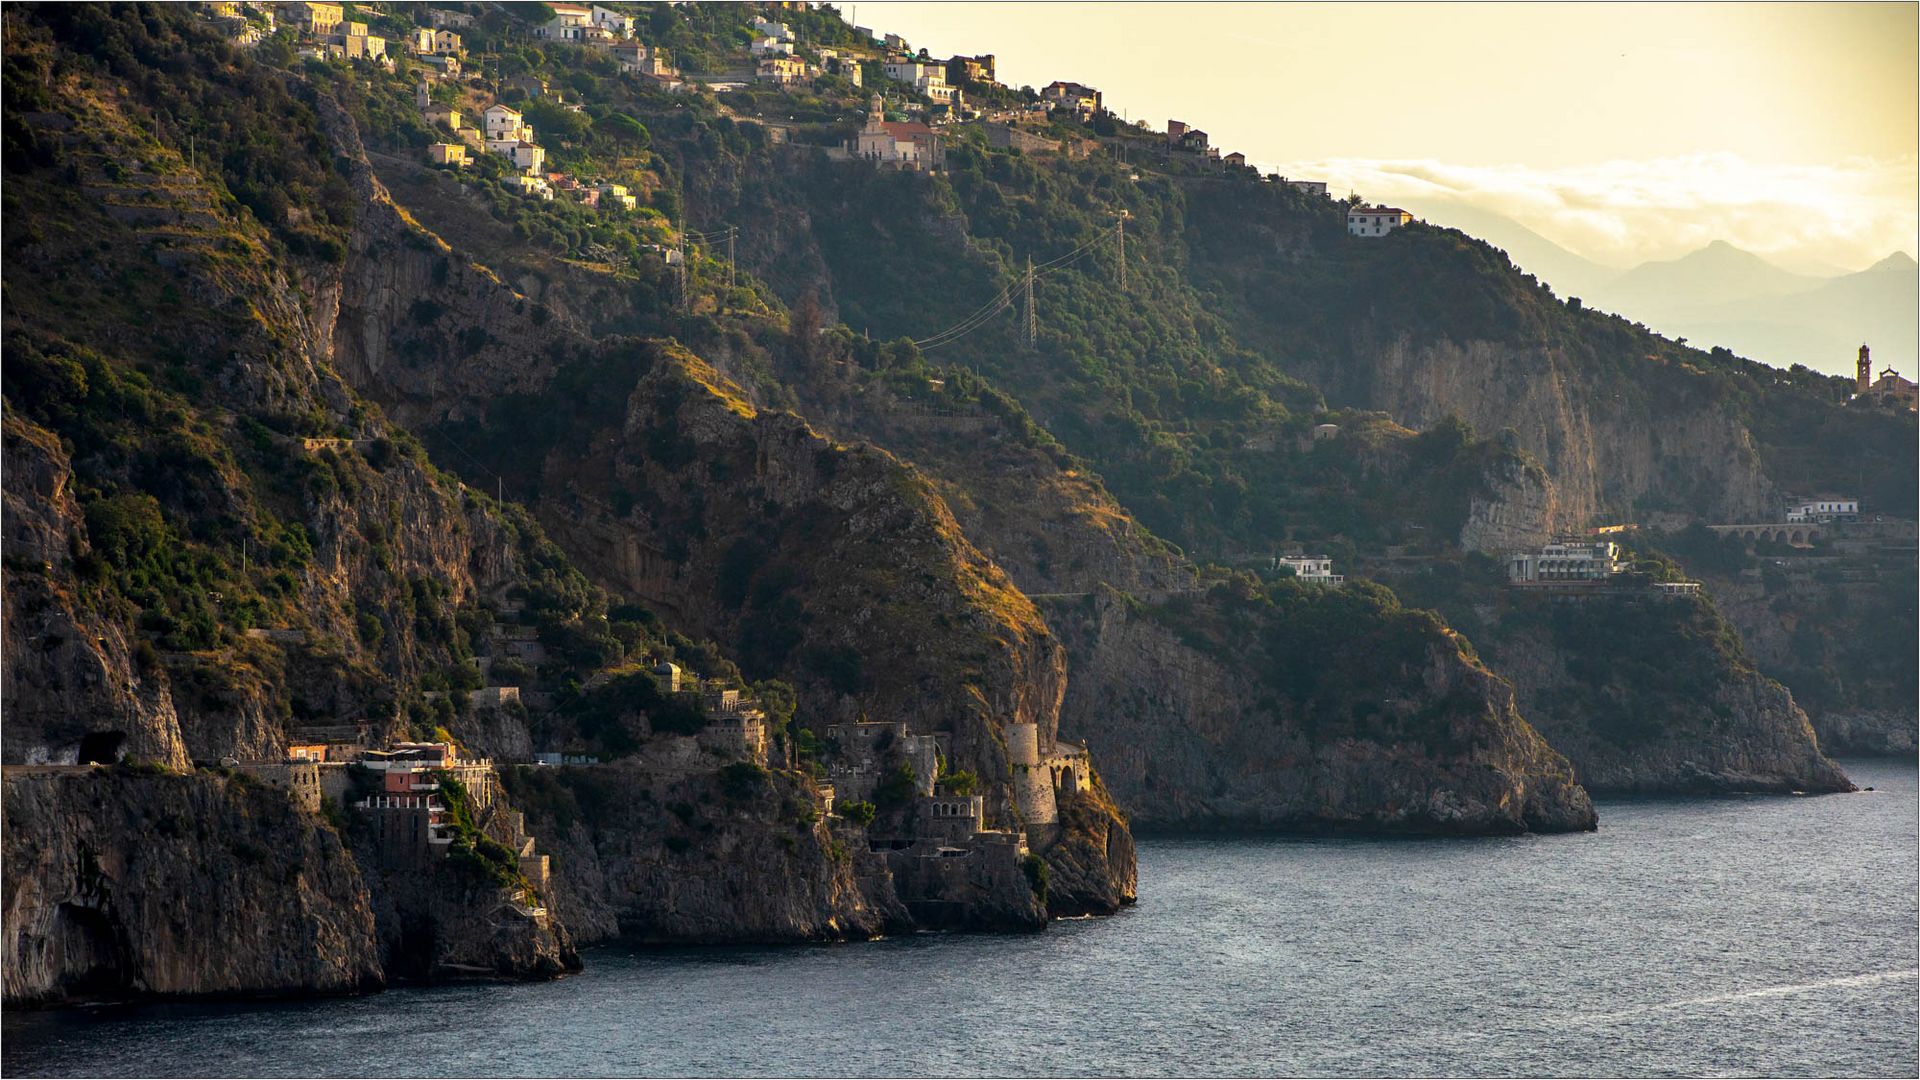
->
1267;153;1919;272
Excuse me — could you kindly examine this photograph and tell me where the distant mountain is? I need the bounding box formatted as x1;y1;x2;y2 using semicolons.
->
1590;246;1916;379
1588;240;1823;319
1409;199;1622;300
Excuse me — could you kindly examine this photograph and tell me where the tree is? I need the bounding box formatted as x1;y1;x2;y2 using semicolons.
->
603;113;650;169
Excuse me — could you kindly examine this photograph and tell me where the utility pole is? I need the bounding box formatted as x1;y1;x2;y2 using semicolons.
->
676;232;689;312
1024;254;1036;347
1116;214;1126;291
726;229;735;293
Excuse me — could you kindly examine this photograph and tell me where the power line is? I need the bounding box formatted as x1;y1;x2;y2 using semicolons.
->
1023;253;1035;348
910;226;1125;351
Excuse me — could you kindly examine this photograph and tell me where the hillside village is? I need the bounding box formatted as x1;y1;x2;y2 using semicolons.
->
199;1;1360;272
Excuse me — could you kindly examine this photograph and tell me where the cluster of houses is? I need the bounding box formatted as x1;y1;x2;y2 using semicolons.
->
529;3;684;87
237;740;552;916
273;1;394;63
422;89;637;209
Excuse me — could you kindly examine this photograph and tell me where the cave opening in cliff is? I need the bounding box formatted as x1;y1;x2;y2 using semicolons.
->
77;731;126;765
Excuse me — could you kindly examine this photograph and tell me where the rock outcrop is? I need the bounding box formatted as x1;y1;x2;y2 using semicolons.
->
1043;588;1596;833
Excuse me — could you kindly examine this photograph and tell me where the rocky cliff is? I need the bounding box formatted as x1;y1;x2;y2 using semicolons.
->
502;765;909;944
2;769;381;1006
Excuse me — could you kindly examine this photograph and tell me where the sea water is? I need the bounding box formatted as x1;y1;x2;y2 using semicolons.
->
6;759;1915;1077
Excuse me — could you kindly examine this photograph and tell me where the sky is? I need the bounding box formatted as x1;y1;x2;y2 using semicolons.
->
847;2;1918;272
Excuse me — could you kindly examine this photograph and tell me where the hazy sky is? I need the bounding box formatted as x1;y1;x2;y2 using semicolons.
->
850;2;1918;271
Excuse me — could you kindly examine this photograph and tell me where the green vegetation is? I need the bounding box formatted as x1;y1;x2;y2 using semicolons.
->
436;774;535;896
836;799;877;827
1021;853;1049;902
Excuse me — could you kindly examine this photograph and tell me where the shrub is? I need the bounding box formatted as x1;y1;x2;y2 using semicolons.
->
1022;854;1050;901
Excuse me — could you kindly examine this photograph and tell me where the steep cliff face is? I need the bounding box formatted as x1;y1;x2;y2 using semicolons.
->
1341;333;1777;527
1043;588;1596;833
3;421;192;771
501;765;908;944
2;770;382;1006
1458;451;1561;554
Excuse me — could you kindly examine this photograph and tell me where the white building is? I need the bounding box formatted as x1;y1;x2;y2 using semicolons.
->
591;5;636;37
1785;498;1858;523
486;138;546;175
1347;205;1413;237
532;2;593;40
1273;555;1344;585
750;36;789;57
752;17;794;42
1507;540;1621;583
483;103;529;141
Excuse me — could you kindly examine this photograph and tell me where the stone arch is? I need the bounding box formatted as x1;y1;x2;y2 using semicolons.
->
1742;529;1758;542
1790;529;1806;546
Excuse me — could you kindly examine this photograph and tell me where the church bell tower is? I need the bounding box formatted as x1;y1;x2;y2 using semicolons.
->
1857;344;1872;395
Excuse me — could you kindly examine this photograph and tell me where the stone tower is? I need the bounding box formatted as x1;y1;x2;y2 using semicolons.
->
1858;344;1872;395
1005;721;1059;841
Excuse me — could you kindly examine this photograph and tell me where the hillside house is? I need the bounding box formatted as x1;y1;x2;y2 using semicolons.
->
1273;555;1344;585
427;8;473;30
947;54;996;85
502;162;548;194
422;104;461;131
752;17;795;42
533;3;594;41
1224;151;1247;168
428;142;467;166
597;182;638;210
757;56;808;85
1785;498;1859;524
750;36;790;57
1285;179;1329;197
609;41;649;71
1170;124;1210;154
406;26;434;53
486;139;546;174
419;54;460;78
1347;205;1413;237
854;115;943;171
1042;80;1101;117
483;103;530;141
823;54;863;86
324;23;387;61
278;1;341;35
592;5;637;36
430;28;462;54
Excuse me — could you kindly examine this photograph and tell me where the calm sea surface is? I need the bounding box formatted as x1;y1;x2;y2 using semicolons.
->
7;758;1916;1078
